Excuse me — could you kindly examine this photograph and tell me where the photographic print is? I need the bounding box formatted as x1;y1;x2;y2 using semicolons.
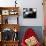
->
2;10;9;15
23;8;37;18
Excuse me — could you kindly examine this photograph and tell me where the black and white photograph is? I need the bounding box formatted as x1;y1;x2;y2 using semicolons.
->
23;8;37;18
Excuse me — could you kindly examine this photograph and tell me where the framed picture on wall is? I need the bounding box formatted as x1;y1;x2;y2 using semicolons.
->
23;8;37;18
2;10;9;15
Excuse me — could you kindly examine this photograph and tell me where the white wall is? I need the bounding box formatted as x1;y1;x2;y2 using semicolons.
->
0;0;15;7
0;0;43;26
17;0;44;26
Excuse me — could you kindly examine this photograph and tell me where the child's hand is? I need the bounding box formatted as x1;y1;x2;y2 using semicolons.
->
25;36;38;46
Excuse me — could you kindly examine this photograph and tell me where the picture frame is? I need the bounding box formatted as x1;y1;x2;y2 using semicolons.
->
23;8;37;18
9;10;18;15
2;10;9;15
